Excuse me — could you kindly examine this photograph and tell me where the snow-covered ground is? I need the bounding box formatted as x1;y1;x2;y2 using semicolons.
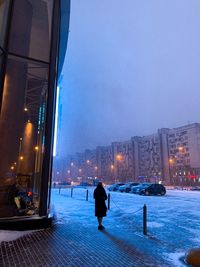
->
52;187;200;266
0;187;199;266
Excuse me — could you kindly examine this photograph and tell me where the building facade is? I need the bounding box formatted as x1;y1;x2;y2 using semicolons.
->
0;0;70;226
167;123;200;185
112;141;135;183
60;123;200;186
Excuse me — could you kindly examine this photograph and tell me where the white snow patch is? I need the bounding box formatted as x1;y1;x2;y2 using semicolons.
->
165;252;186;267
0;230;34;243
147;221;164;228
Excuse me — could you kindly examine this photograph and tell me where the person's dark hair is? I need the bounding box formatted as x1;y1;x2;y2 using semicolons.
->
97;182;103;188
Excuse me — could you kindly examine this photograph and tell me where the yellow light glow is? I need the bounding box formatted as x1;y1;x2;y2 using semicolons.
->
34;146;39;151
24;107;28;112
10;166;14;170
169;158;174;164
19;156;24;160
116;154;123;161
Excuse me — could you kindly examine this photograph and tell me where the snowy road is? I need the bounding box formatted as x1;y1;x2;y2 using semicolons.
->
52;187;200;266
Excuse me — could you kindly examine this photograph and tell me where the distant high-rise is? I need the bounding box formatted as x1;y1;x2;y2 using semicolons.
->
62;123;200;186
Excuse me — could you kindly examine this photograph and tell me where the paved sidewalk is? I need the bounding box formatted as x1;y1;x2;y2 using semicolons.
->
0;223;171;267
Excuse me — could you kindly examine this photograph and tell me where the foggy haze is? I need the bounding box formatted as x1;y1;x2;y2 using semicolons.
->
58;0;200;156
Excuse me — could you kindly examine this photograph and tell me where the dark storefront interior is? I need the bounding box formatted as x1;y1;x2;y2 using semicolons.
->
0;0;70;228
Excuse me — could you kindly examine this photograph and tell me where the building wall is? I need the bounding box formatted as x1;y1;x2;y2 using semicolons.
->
57;123;200;186
96;146;113;183
135;134;162;182
112;141;135;183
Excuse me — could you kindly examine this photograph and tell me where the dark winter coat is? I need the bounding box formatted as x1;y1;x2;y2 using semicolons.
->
93;185;107;217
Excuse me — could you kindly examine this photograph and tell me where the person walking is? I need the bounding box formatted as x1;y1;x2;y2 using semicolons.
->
93;182;107;230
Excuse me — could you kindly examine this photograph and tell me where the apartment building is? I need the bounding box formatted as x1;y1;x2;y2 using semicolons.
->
60;123;200;186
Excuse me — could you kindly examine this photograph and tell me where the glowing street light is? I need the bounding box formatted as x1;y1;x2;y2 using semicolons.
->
94;166;98;171
24;107;28;112
70;162;74;167
178;146;184;152
34;146;39;151
19;156;24;161
116;154;123;161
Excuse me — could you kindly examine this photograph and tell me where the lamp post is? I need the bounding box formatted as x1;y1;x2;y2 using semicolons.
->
169;146;188;186
78;168;82;183
94;166;98;178
178;146;187;186
115;153;123;182
86;160;90;182
169;157;175;185
110;164;115;183
70;162;74;180
67;169;71;182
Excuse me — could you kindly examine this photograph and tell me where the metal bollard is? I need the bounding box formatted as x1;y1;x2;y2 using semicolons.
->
86;189;88;201
59;187;61;194
108;193;110;210
71;187;73;197
143;204;147;235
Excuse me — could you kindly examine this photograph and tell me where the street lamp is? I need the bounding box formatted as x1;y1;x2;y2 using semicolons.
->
94;166;98;179
110;164;115;182
34;146;39;151
67;169;71;181
78;168;82;183
115;153;124;182
169;158;175;184
116;154;123;161
86;160;90;182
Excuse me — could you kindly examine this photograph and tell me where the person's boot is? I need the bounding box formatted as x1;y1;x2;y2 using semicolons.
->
98;225;104;230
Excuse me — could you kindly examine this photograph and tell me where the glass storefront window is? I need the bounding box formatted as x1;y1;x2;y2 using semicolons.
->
9;0;53;62
0;0;10;48
0;55;49;218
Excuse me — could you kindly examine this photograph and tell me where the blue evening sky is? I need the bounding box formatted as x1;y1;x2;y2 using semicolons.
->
59;0;200;156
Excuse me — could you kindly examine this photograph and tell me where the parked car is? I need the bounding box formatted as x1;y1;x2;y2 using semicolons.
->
131;183;152;194
107;183;125;191
131;183;166;196
118;182;139;193
58;181;71;186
